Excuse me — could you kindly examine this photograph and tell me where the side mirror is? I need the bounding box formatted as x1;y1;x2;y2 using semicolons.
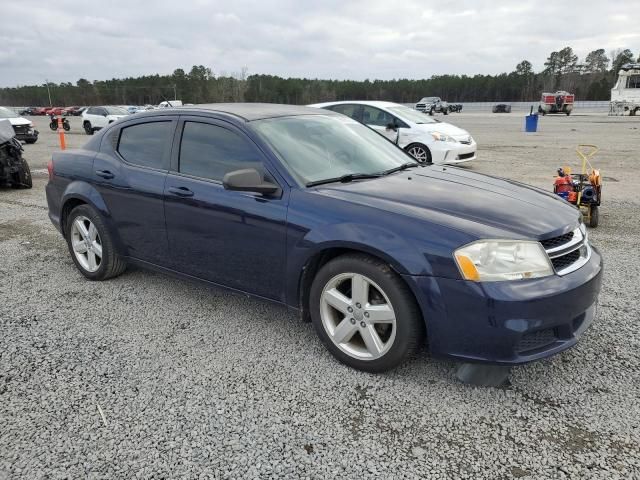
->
223;168;280;196
386;122;397;131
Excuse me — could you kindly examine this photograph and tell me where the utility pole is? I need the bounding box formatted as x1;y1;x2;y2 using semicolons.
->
45;79;52;106
173;84;177;100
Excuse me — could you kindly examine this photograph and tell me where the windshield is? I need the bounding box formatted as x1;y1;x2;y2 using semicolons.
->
0;107;19;119
388;106;437;124
252;114;417;185
105;106;128;115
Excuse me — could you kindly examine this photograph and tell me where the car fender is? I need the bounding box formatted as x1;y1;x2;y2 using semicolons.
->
286;221;436;306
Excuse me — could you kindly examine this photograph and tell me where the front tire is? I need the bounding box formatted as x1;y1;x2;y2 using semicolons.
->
11;161;32;189
309;254;424;373
405;143;432;164
65;205;126;280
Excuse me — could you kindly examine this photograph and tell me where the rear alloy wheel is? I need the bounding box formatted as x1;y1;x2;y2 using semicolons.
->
65;205;126;280
83;122;94;135
405;144;432;164
310;254;424;372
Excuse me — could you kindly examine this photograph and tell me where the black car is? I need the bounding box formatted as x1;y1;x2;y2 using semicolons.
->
492;104;512;113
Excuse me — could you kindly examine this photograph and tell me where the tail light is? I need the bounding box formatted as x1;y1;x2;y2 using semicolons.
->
47;159;54;181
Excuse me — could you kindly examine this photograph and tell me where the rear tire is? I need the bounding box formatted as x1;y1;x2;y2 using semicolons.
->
83;121;94;135
65;204;126;280
309;253;424;373
589;205;599;228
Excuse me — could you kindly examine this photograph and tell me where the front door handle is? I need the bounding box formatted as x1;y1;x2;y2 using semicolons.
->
168;186;194;197
95;169;114;179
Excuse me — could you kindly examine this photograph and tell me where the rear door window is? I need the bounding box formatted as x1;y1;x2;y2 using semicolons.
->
328;104;362;122
117;121;174;170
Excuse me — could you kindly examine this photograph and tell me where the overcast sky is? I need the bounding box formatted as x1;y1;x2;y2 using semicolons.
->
1;0;637;87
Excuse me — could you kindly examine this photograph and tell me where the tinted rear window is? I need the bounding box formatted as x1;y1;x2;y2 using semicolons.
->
179;122;263;181
118;121;173;170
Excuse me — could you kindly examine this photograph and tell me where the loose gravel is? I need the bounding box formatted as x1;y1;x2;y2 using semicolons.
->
1;113;639;479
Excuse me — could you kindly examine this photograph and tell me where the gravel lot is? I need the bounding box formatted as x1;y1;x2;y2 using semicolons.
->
1;112;639;479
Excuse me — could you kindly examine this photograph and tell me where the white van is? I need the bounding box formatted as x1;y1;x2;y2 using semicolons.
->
157;100;183;108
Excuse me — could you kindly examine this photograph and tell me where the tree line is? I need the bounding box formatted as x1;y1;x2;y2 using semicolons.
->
1;47;637;107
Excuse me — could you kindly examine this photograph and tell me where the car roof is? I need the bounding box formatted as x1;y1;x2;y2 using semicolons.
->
309;100;404;109
173;103;337;121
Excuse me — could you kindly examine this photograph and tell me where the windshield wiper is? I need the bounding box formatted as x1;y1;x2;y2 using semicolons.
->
382;162;421;175
306;172;383;187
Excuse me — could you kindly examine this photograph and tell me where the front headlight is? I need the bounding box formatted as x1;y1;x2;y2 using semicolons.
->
454;240;554;281
431;131;457;143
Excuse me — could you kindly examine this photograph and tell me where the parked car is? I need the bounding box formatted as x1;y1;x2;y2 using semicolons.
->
19;107;38;116
45;103;602;373
63;106;83;116
81;106;129;135
0;106;39;144
415;97;449;115
492;104;512;113
538;91;574;115
0;119;32;188
310;100;476;164
32;107;49;116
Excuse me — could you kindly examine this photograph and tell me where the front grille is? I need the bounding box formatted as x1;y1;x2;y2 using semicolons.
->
459;139;472;145
541;226;589;275
551;249;581;270
540;231;574;249
458;152;475;160
12;125;29;135
516;328;557;353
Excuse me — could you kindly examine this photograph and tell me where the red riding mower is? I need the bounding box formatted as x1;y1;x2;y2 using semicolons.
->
553;145;602;227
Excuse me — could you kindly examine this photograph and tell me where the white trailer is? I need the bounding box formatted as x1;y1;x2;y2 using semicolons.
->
610;63;640;116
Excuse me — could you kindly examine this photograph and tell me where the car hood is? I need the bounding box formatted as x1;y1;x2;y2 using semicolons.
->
5;117;30;126
412;121;470;139
312;166;580;240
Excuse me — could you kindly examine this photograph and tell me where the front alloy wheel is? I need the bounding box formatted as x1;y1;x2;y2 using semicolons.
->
310;254;424;372
406;144;431;163
320;273;396;360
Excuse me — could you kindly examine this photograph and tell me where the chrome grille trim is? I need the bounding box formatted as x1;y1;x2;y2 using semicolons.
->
542;225;591;276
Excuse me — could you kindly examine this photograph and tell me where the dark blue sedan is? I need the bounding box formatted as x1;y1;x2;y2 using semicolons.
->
45;104;603;372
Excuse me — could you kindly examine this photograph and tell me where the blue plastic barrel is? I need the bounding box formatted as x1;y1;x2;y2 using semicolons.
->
525;114;538;133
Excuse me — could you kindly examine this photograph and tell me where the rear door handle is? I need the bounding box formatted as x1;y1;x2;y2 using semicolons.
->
95;169;114;179
168;186;194;197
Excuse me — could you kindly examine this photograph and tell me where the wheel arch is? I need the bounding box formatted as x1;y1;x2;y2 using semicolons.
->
295;243;421;325
59;182;125;254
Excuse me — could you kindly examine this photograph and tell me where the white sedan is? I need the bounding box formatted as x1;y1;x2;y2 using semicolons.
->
309;101;476;165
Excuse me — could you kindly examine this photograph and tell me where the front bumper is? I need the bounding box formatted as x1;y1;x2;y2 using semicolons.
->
404;246;603;365
431;140;477;165
14;129;39;142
